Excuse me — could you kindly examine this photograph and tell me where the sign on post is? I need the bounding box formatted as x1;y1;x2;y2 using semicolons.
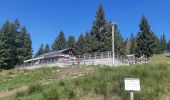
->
125;78;140;91
124;78;140;100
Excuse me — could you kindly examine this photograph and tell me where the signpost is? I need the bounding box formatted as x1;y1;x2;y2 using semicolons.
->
124;78;140;100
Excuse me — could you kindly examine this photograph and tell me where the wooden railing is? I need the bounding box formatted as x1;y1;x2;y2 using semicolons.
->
15;51;148;68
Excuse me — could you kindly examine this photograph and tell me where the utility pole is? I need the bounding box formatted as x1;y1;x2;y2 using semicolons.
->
112;23;115;66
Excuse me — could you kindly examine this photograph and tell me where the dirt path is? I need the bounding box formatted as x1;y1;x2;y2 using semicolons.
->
0;86;28;98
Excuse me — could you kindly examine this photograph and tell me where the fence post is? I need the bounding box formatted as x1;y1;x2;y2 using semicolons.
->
95;53;97;59
89;54;91;60
108;51;109;58
101;52;103;59
84;54;85;60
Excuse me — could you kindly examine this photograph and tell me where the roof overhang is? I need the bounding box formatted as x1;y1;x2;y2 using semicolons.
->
24;57;44;63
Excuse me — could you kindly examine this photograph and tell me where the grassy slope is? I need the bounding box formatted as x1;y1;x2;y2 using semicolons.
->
149;53;170;64
1;54;170;100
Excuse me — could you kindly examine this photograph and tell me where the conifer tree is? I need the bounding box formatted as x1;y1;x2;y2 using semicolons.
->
76;34;85;54
44;44;50;53
160;33;167;52
35;44;44;57
67;36;75;48
135;16;156;58
129;33;136;54
51;31;67;51
83;32;99;53
167;40;170;52
99;22;112;52
151;32;161;54
114;24;125;56
91;4;107;40
0;30;5;69
0;20;32;69
124;38;131;55
0;21;17;69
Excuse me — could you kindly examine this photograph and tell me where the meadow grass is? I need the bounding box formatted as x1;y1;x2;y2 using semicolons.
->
149;53;170;64
2;63;169;100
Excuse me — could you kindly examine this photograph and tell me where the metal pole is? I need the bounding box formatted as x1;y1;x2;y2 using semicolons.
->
112;24;115;66
130;91;134;100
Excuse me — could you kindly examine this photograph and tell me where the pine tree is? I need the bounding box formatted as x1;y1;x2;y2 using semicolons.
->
51;31;67;51
44;44;50;53
21;26;32;60
160;33;167;52
129;33;136;54
83;32;99;53
67;36;75;48
14;20;24;64
100;21;112;52
135;16;156;58
114;24;125;56
91;4;107;40
35;44;44;57
0;20;32;69
124;38;131;55
76;34;85;54
151;32;161;54
0;30;5;69
167;40;170;52
0;21;17;69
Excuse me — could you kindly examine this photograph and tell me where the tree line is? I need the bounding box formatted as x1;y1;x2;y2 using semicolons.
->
36;4;169;59
35;4;125;57
1;4;169;69
125;16;169;58
0;20;32;69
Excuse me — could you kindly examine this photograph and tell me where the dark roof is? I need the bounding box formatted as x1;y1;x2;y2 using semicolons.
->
40;47;72;57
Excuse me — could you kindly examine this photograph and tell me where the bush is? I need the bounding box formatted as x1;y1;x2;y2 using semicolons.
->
68;89;76;99
28;83;42;94
42;88;59;100
15;91;26;97
59;80;65;87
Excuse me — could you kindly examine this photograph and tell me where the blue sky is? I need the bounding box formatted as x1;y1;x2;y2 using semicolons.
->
0;0;169;55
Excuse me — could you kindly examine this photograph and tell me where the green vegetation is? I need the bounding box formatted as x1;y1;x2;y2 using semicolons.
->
1;62;170;99
149;53;170;64
0;20;32;69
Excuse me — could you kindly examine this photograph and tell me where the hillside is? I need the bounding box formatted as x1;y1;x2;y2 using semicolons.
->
0;61;170;100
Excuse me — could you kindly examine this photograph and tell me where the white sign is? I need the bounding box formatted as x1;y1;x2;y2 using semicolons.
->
124;78;140;91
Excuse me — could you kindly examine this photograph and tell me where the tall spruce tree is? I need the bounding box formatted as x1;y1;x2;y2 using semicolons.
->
67;36;75;48
167;40;170;52
19;26;32;61
124;38;131;55
151;32;161;54
114;24;125;56
76;34;85;54
44;44;50;53
135;16;156;58
14;20;24;64
0;29;5;69
0;21;17;69
0;20;32;69
51;31;67;51
91;4;107;40
129;33;136;54
83;32;99;53
35;44;44;57
160;33;167;52
99;21;112;52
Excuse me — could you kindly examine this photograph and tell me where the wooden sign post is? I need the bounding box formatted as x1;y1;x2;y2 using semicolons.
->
124;78;140;100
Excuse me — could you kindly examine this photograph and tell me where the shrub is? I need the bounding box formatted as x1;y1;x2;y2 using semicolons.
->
42;88;59;100
68;89;76;99
15;91;26;97
28;83;42;94
59;80;65;87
